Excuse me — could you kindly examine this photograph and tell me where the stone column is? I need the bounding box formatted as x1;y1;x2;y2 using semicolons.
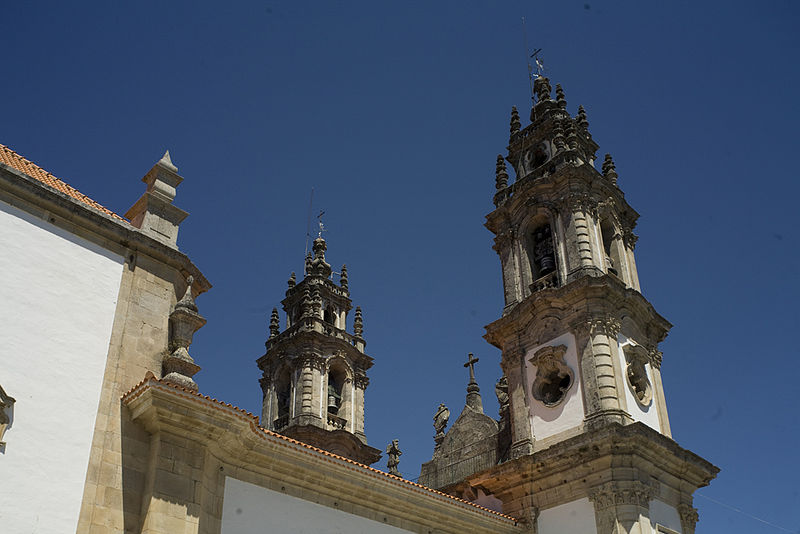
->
501;346;534;458
576;316;627;429
648;348;672;437
353;374;368;442
493;229;519;307
623;231;641;291
296;355;324;428
678;503;699;534
571;204;596;269
589;481;657;534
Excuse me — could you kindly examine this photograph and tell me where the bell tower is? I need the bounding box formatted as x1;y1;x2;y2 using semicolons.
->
422;75;718;534
256;236;381;465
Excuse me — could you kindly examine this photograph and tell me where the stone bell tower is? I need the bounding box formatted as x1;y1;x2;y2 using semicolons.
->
422;76;718;534
256;236;381;465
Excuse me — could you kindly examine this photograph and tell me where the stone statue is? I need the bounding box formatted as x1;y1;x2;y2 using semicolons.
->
433;403;450;436
386;439;402;476
495;376;509;408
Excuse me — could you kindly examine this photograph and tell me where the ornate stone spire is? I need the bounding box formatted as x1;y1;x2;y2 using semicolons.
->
163;275;206;391
340;264;348;291
287;271;296;290
353;306;363;337
555;84;567;109
309;237;332;278
464;353;483;413
269;307;280;339
602;154;618;186
301;286;313;317
577;105;589;130
495;155;508;190
509;106;521;139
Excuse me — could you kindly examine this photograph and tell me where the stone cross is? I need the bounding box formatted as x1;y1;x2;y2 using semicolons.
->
464;353;479;384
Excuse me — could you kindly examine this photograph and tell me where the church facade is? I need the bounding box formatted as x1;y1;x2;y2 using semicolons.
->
0;74;716;534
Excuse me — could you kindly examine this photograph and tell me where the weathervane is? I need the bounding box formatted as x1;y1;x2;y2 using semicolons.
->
316;210;326;238
522;17;544;102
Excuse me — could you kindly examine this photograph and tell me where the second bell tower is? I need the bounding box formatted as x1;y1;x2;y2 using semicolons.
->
257;236;381;465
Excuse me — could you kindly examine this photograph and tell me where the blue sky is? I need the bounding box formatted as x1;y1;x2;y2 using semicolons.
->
3;1;799;532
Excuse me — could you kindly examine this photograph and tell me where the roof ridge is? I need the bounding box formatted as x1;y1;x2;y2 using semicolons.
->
121;375;518;523
0;142;126;221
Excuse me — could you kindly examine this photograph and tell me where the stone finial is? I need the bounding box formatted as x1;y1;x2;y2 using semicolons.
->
269;308;280;338
509;106;521;138
163;275;206;391
577;105;589;130
124;150;188;247
602;154;618;186
386;439;402;477
565;118;579;150
301;286;313;317
308;237;332;278
288;272;296;289
553;119;566;153
304;252;313;276
464;353;483;413
311;285;322;315
495;155;508;190
175;275;198;312
534;76;552;103
353;306;363;337
555;84;567;108
340;264;348;291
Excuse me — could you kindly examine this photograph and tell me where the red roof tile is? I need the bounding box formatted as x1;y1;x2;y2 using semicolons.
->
0;143;126;221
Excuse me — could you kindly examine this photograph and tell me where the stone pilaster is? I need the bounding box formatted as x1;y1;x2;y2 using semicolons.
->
588;480;657;534
678;503;699;534
576;316;628;429
501;347;534;458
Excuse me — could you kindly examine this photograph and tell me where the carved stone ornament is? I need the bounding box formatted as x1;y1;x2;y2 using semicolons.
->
0;384;16;445
622;344;653;407
299;354;326;372
589;315;622;339
529;345;574;407
588;480;658;510
678;503;699;534
163;276;206;391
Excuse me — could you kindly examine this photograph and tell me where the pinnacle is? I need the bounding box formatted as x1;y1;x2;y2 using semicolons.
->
158;150;177;171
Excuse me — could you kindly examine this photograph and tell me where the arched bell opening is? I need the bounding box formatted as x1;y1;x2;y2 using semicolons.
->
323;305;336;327
273;366;293;429
326;361;352;430
599;218;626;282
524;213;559;292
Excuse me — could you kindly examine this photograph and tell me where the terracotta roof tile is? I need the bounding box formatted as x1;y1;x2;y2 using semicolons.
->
121;375;518;523
0;143;126;221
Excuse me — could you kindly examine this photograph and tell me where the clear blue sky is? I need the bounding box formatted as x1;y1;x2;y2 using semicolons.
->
4;2;799;532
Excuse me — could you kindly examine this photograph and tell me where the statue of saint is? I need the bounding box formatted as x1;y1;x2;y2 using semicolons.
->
495;376;509;408
433;403;450;436
386;439;402;476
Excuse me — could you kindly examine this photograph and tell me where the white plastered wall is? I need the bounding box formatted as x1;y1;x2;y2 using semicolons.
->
221;477;414;534
537;497;597;534
650;499;683;533
617;334;661;432
0;200;123;533
526;333;585;441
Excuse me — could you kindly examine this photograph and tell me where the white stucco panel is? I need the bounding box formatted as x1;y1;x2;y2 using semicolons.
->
650;499;683;533
0;200;124;533
537;497;596;534
221;477;414;534
526;332;585;441
617;334;661;432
